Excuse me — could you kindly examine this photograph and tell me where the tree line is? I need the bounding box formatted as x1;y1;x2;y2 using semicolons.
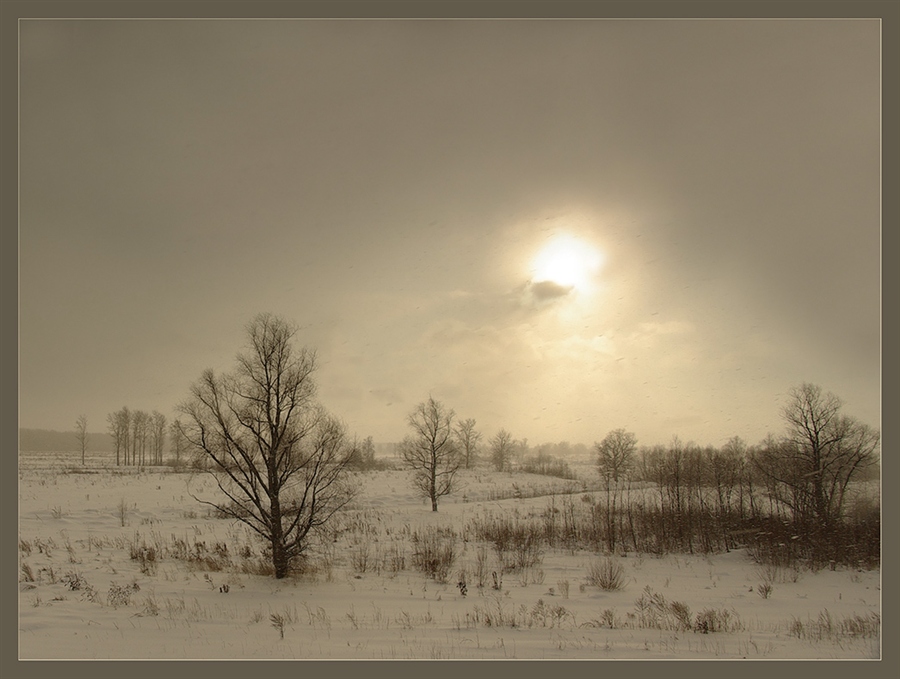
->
93;313;878;579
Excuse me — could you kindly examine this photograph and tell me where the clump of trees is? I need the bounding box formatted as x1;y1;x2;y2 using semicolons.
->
106;407;167;466
579;383;880;568
346;435;395;471
176;313;357;578
752;383;880;565
520;450;576;480
399;397;463;511
754;383;879;533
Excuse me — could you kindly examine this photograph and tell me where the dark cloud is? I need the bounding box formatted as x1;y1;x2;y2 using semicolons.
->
528;280;574;302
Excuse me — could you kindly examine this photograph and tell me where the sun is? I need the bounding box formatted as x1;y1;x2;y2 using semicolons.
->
530;234;604;290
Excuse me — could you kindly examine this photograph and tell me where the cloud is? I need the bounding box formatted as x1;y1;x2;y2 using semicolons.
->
528;280;574;302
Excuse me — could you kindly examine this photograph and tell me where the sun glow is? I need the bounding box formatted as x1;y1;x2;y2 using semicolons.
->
530;234;604;291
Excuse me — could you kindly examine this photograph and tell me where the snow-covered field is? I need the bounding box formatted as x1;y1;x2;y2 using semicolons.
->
17;454;881;660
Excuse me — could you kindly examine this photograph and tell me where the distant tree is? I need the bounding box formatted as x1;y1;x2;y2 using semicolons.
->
132;410;149;466
454;418;482;469
169;419;188;468
150;411;167;465
595;429;636;486
107;407;131;466
521;450;575;479
120;407;132;465
707;436;744;521
347;435;377;471
595;428;637;551
75;415;89;465
399;397;462;511
754;383;880;531
489;429;515;472
515;437;530;465
177;313;357;578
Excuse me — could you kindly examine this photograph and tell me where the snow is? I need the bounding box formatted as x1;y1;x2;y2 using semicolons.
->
17;458;881;660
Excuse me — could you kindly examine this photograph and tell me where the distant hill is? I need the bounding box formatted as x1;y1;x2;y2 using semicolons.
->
18;428;398;457
19;428;114;452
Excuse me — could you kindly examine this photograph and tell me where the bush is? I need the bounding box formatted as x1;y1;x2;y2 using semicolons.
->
470;514;544;573
521;453;577;480
411;526;456;582
107;581;140;608
633;587;698;632
694;607;742;634
788;610;880;642
586;556;626;591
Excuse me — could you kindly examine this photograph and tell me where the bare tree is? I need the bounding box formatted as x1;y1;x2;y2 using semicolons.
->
169;419;188;468
707;436;744;521
596;428;636;486
454;418;482;469
754;383;880;530
150;411;167;465
489;428;514;472
75;415;89;465
399;397;462;511
177;313;356;578
595;428;637;551
132;410;149;466
120;406;132;465
107;407;130;466
347;435;377;471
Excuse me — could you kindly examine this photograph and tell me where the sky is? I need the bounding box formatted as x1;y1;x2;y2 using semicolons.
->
18;18;882;449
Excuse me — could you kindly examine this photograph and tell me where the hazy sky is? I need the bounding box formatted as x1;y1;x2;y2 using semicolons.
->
18;18;881;448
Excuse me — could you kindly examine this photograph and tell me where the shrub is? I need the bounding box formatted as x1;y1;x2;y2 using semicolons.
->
471;544;490;588
61;571;88;591
411;526;456;582
586;556;626;591
633;587;696;632
349;540;371;574
107;582;139;608
521;453;577;480
788;610;880;642
669;600;693;631
584;607;621;629
129;541;158;575
694;607;742;634
471;514;544;573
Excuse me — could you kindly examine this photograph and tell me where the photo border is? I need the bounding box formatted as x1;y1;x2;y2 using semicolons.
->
3;1;896;678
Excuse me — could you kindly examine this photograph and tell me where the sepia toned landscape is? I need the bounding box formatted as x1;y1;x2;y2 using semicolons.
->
16;13;883;665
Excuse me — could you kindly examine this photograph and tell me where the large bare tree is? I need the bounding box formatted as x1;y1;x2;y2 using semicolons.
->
177;313;356;578
754;383;879;530
399;397;462;511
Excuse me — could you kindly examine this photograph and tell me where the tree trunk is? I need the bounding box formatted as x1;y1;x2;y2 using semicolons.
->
430;468;438;511
269;493;289;578
272;540;289;579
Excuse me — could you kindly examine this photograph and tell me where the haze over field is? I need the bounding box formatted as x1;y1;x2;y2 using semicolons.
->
18;18;881;448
